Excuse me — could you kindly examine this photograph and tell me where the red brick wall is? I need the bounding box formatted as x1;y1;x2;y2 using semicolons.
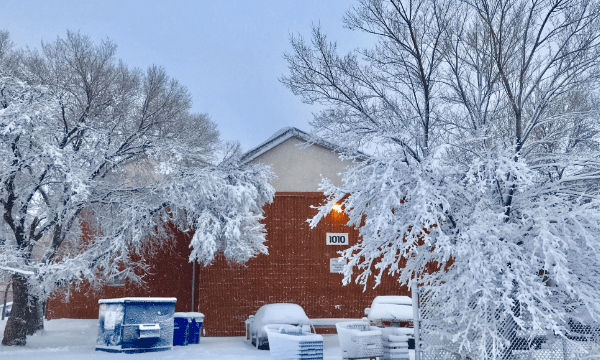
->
46;192;408;336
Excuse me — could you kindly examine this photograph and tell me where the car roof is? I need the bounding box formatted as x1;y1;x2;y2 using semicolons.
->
372;296;412;305
368;296;413;321
253;303;309;326
257;303;304;311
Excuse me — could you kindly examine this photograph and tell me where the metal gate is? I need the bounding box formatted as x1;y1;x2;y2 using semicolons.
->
414;287;600;360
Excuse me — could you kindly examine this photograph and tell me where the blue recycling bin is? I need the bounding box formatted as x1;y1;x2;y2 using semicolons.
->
173;312;204;346
95;297;177;353
173;314;189;346
188;312;204;344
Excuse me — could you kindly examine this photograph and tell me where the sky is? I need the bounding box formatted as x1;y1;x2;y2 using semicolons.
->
0;0;372;151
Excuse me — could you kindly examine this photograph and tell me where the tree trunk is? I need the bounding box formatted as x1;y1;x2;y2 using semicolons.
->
25;295;44;336
1;278;11;321
2;274;44;346
2;274;28;346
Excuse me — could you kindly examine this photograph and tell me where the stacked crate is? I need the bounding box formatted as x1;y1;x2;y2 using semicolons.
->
265;324;324;360
336;321;384;360
381;328;410;360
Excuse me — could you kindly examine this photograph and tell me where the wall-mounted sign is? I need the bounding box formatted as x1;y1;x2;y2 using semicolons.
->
326;233;349;245
330;258;345;273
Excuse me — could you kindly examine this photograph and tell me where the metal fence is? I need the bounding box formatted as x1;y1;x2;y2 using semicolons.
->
415;288;600;360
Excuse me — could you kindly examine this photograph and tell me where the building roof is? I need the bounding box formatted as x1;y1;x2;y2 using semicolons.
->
241;127;346;164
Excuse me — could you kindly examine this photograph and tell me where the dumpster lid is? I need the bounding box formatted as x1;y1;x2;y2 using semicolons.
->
98;297;177;304
174;312;205;319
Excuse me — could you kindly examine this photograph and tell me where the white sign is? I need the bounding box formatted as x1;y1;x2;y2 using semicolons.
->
326;233;349;245
330;258;345;273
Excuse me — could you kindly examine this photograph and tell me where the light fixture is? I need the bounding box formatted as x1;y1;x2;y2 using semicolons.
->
332;204;342;212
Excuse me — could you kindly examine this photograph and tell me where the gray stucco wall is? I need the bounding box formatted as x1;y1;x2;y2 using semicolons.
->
249;137;352;192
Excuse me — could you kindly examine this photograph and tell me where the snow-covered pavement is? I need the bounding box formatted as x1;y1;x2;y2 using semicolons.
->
0;319;344;359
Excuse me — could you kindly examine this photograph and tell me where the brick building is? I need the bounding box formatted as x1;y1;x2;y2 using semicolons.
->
46;127;408;336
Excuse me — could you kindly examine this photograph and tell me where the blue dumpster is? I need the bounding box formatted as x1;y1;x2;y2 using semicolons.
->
95;297;177;353
173;312;205;346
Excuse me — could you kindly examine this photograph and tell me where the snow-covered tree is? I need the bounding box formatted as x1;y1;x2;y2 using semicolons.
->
283;0;600;358
0;31;274;345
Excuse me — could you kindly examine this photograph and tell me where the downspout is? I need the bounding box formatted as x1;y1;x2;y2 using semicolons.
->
191;261;196;312
412;282;421;360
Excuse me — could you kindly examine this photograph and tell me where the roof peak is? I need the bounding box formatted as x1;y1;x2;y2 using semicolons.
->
241;127;339;164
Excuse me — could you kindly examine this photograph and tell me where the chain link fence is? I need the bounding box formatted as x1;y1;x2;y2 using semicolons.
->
416;289;600;360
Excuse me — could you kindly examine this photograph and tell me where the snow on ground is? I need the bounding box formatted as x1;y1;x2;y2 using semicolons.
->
1;318;416;359
0;319;343;359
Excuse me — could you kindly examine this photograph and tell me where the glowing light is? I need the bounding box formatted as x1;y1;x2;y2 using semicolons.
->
332;204;342;212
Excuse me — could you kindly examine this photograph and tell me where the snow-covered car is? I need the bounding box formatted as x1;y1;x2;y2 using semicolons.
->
365;295;413;324
365;296;415;348
246;303;312;350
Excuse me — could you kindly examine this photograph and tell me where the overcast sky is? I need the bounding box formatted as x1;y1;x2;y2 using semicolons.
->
1;1;371;150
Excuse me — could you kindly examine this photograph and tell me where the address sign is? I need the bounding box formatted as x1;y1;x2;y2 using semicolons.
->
326;233;349;245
